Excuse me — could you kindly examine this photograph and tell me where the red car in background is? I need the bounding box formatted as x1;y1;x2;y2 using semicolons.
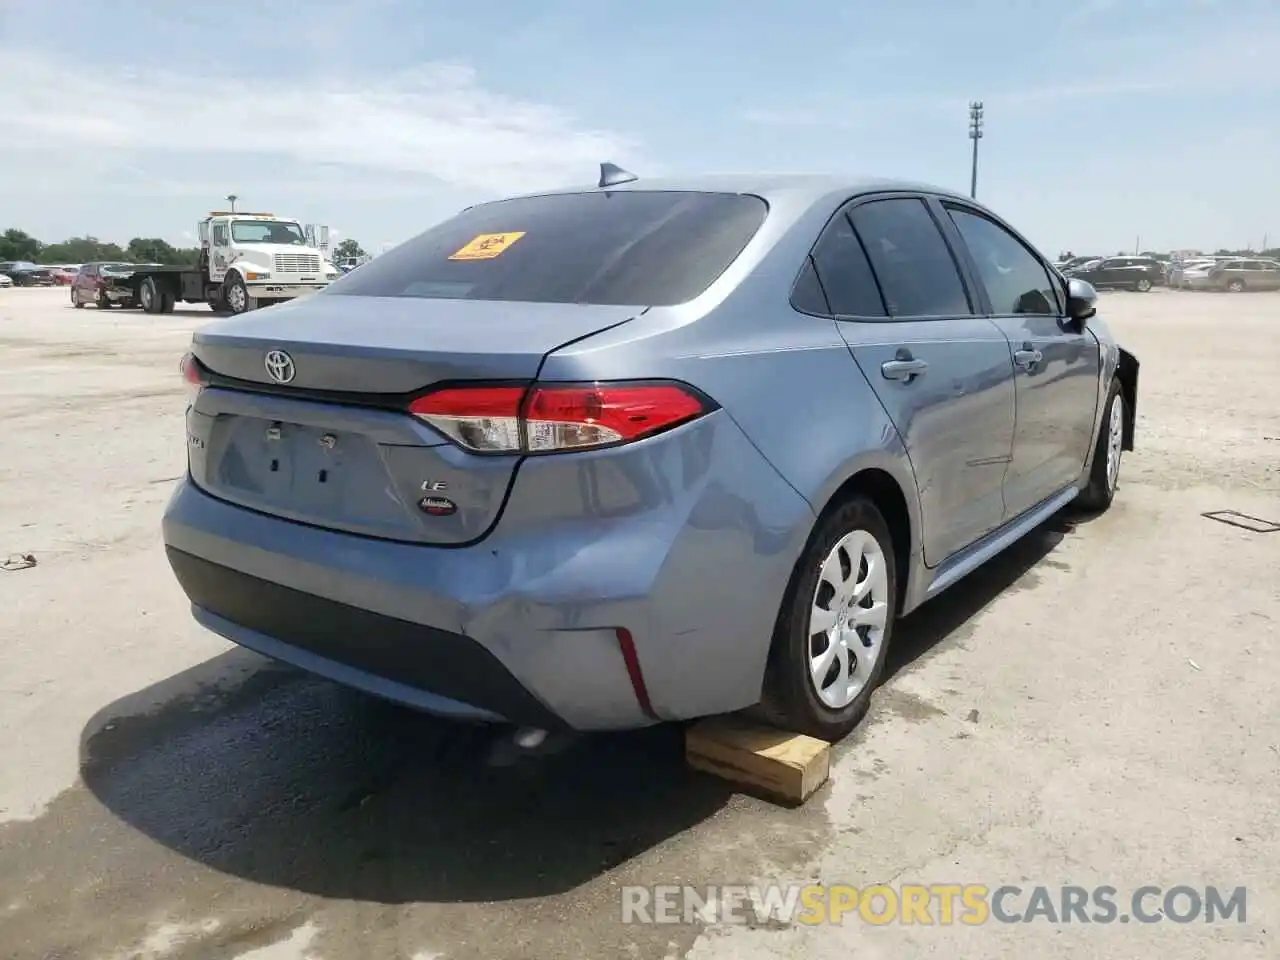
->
47;266;79;286
70;262;140;308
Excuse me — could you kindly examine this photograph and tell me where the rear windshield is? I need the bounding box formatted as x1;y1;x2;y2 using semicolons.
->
328;190;769;306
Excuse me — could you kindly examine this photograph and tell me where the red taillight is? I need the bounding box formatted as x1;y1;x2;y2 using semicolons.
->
180;352;207;407
408;381;710;454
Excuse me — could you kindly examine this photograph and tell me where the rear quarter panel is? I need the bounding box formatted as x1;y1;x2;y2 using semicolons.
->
539;188;926;594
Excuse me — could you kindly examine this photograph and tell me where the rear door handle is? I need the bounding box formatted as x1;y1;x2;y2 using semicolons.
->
881;352;929;382
1014;344;1043;370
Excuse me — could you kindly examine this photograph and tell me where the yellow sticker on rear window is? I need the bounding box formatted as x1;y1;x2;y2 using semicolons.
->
448;232;526;261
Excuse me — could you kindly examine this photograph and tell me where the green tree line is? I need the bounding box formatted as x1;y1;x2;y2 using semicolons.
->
2;228;368;265
1;227;200;265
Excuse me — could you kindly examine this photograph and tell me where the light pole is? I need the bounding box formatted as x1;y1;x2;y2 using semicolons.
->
968;101;984;199
225;194;238;213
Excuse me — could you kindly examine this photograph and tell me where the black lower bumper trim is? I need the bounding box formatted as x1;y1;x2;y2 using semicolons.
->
165;547;565;729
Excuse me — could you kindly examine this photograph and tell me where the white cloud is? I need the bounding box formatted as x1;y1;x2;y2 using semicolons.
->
0;49;642;196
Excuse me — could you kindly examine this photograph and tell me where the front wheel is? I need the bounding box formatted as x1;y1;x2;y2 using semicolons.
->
223;274;251;314
1076;378;1124;512
1135;277;1152;292
1226;278;1245;293
758;497;898;741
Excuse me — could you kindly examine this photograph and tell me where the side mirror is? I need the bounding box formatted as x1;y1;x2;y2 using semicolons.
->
1066;277;1098;323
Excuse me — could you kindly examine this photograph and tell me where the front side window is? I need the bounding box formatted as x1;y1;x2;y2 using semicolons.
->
331;190;768;307
847;198;971;317
947;207;1059;315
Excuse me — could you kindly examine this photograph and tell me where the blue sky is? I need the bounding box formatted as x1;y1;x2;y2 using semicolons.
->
2;0;1277;256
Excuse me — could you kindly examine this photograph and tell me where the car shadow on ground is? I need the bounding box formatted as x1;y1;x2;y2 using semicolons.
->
79;510;1084;906
80;654;736;905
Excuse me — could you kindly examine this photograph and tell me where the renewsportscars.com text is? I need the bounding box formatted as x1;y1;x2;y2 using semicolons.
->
621;883;1248;926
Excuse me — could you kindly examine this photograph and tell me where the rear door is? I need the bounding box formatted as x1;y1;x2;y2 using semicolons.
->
941;202;1101;517
1257;261;1280;291
824;195;1016;566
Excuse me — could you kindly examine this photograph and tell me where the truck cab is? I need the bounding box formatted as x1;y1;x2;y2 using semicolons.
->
199;212;337;312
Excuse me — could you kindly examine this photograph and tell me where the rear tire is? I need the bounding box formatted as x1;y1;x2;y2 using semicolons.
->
139;277;161;314
161;291;176;313
1135;277;1152;292
757;496;898;742
1076;378;1124;512
1226;278;1246;293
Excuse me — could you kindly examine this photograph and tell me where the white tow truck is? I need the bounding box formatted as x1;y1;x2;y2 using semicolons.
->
110;211;338;315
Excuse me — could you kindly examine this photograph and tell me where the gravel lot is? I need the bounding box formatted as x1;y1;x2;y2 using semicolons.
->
1;286;1277;960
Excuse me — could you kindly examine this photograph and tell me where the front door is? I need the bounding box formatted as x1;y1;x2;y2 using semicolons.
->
1258;261;1280;291
941;203;1101;518
812;196;1017;566
207;218;232;284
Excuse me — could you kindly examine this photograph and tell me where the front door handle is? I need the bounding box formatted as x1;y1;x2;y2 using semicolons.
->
881;350;929;382
1014;344;1043;370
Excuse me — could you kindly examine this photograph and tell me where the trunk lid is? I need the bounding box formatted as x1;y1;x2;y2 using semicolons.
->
187;295;638;544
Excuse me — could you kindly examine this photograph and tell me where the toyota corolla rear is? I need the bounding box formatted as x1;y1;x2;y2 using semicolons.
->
162;185;816;731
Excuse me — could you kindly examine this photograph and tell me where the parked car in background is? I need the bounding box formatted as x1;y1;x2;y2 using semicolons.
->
1054;255;1102;272
1063;256;1163;292
1187;258;1280;292
45;266;78;286
1169;259;1217;289
0;260;55;286
0;272;12;288
70;262;143;308
163;170;1138;743
336;255;371;274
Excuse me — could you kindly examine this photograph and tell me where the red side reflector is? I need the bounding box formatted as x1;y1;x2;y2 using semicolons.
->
615;627;657;719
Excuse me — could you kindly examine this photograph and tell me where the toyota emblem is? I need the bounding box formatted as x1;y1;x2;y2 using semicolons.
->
264;349;296;384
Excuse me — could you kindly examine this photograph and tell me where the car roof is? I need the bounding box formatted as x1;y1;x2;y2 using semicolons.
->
502;172;974;208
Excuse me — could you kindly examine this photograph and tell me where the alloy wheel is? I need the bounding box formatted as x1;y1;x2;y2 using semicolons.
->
1106;393;1124;494
808;529;890;709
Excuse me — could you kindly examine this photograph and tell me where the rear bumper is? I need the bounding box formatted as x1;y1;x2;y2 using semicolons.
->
161;413;814;730
167;545;565;728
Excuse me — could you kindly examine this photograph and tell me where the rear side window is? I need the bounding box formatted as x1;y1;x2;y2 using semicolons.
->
330;191;768;306
802;213;886;317
848;199;971;317
947;207;1060;315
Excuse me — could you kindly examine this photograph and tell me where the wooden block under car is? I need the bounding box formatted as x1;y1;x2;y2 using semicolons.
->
685;715;831;806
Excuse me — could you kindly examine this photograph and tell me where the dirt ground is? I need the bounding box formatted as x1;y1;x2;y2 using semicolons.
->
1;285;1276;960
